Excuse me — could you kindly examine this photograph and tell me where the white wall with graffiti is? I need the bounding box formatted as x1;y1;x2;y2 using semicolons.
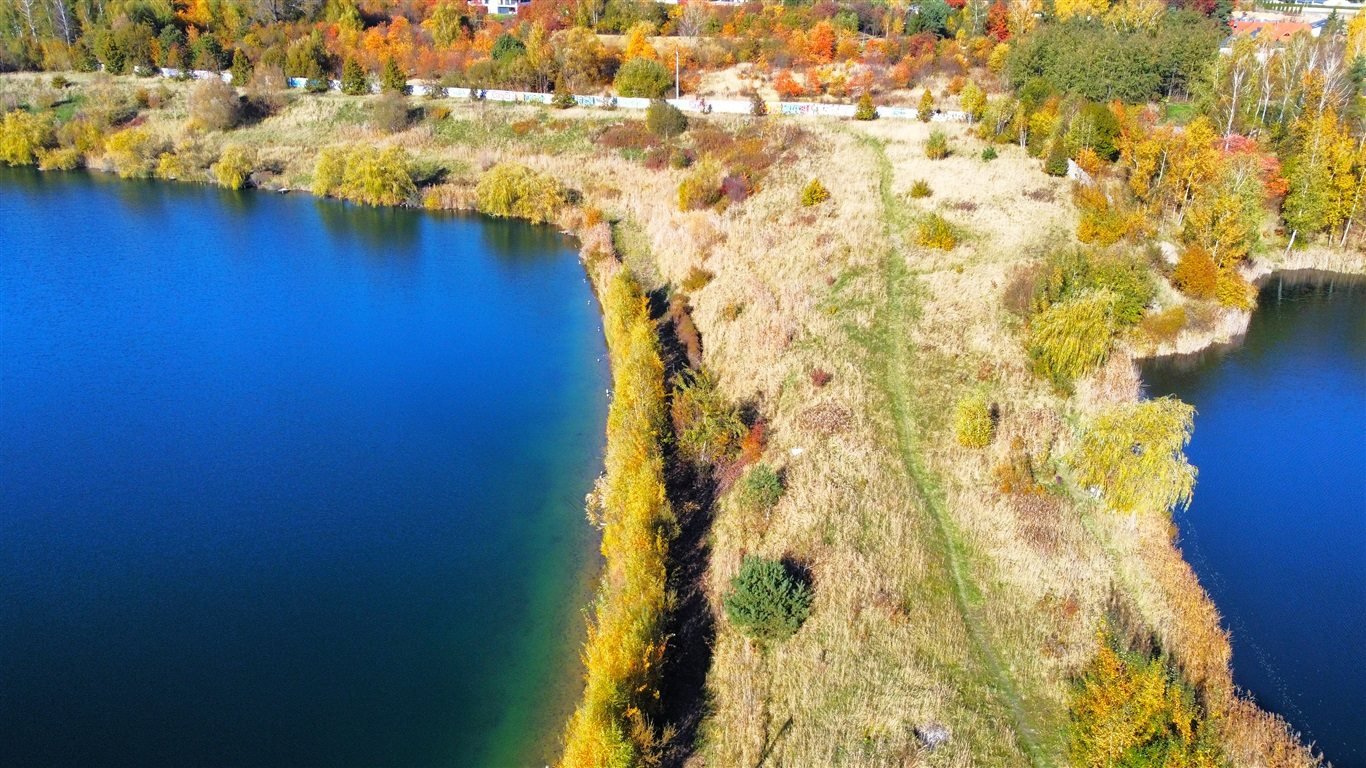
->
158;67;968;123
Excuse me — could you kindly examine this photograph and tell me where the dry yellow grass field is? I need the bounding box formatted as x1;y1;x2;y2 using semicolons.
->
4;71;1346;766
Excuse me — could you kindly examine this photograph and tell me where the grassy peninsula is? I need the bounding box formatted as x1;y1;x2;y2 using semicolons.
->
2;23;1362;764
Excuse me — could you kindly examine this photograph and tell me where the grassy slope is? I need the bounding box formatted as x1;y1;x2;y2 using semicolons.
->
866;133;1047;766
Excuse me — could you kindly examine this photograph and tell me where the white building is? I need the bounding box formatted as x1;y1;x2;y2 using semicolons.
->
481;0;529;16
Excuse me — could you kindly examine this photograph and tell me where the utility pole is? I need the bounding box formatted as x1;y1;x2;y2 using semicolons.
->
675;49;680;99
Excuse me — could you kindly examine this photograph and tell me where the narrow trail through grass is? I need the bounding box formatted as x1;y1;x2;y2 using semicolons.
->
861;134;1050;768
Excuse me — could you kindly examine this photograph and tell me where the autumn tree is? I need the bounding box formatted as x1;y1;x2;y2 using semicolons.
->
1069;397;1196;517
622;20;657;61
424;0;474;48
1027;291;1117;388
960;80;986;122
1070;626;1221;768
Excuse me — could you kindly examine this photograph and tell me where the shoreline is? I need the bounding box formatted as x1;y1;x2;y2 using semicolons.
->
1131;252;1366;363
1134;273;1365;767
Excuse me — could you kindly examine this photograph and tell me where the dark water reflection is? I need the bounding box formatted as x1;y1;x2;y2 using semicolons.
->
1142;271;1366;767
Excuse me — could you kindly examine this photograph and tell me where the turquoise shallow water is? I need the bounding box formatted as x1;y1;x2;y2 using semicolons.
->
1142;274;1365;768
0;168;608;767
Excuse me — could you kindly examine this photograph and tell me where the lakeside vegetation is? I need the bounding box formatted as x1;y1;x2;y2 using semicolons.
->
563;269;673;767
1;0;1363;762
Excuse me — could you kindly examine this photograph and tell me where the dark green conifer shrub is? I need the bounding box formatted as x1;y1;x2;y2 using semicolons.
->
723;556;813;642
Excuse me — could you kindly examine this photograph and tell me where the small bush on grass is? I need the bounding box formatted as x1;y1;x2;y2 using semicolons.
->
681;266;714;292
614;58;672;98
749;91;767;117
677;160;721;211
854;92;877;120
982;146;998;161
801;178;830;206
1044;138;1069;176
916;212;958;250
370;91;411;133
645;98;687;139
671;369;744;464
954;392;994;448
908;179;932;198
737;464;783;512
552;76;576;109
724;555;812;643
925;129;949;159
187;77;240;131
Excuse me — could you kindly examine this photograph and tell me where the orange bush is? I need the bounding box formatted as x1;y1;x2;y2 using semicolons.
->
1172;246;1218;300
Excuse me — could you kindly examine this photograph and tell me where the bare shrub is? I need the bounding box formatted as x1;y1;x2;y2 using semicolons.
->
370;91;411;133
187;77;240;131
800;403;852;435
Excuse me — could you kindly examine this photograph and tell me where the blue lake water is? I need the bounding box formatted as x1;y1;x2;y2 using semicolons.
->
0;168;608;767
1142;274;1365;767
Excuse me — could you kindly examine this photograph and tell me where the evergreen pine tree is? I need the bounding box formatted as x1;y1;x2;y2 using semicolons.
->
380;57;407;94
341;58;369;95
230;49;252;87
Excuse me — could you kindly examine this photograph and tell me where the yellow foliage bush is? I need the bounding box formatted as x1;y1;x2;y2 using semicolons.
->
1138;306;1187;347
0;109;54;166
57;117;105;160
103;127;160;179
562;272;673;768
800;178;830;206
312;145;417;207
1068;397;1196;516
953;392;994;448
916;212;958;250
1026;291;1117;389
155;151;191;181
677;159;721;211
474;162;565;224
1075;183;1143;246
36;146;80;171
1172;246;1218;299
1214;267;1255;310
213;145;255;190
